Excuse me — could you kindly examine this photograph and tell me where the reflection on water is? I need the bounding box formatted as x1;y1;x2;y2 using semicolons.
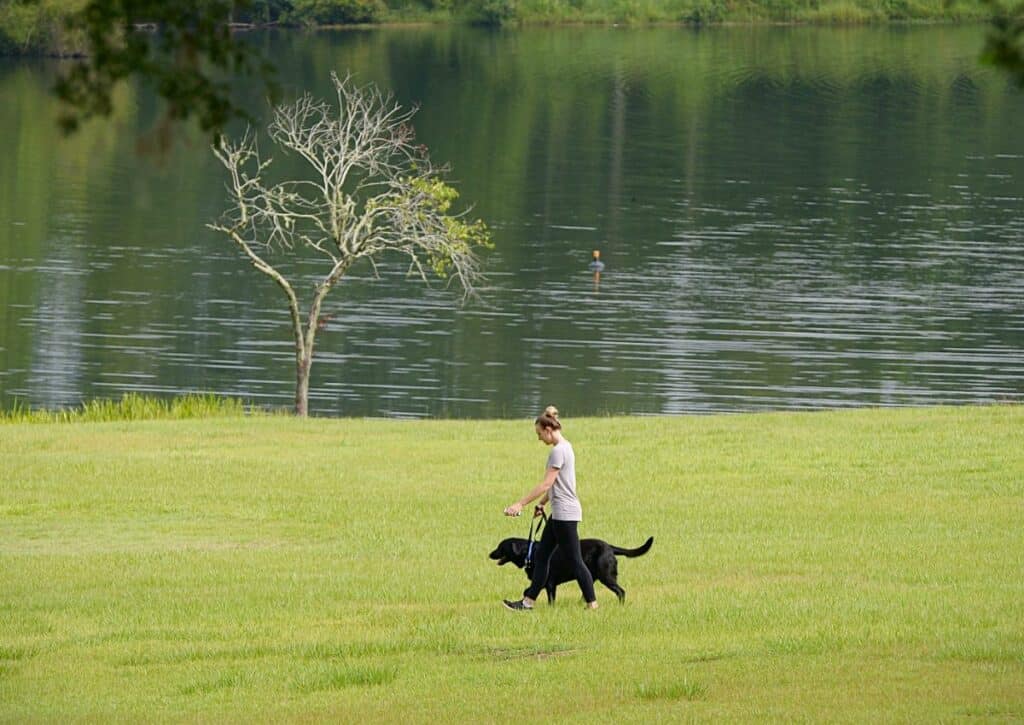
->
1;26;1022;417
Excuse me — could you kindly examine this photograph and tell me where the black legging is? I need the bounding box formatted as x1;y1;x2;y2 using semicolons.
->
524;518;596;604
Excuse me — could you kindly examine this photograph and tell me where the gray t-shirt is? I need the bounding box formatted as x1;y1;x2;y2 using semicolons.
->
547;439;582;521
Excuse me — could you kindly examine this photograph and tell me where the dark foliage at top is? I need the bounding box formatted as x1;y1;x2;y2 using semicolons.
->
982;0;1024;86
52;0;280;137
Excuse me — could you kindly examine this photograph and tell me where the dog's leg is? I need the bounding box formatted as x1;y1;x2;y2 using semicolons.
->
601;579;625;602
599;557;625;602
546;583;556;604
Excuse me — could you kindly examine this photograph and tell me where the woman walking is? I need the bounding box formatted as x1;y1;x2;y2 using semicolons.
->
503;406;598;610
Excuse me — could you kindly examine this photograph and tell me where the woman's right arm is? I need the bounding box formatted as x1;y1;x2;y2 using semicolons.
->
504;468;558;516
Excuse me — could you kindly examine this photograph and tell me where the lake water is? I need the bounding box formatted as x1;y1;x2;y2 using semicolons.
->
1;26;1022;418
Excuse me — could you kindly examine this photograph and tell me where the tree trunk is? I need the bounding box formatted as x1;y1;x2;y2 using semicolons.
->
295;286;331;418
295;353;311;417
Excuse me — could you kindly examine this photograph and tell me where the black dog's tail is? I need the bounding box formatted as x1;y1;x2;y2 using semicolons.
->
611;536;653;558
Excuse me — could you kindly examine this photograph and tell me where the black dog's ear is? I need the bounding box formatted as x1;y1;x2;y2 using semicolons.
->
511;541;529;567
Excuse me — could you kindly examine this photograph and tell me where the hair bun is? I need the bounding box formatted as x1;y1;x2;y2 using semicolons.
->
544;405;559;420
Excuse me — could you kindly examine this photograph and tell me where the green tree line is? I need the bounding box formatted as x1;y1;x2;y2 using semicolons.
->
0;0;1004;58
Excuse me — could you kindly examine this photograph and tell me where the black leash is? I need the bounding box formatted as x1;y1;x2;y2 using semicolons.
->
525;510;547;566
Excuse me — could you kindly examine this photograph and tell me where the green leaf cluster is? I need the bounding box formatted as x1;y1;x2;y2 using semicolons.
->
407;176;492;279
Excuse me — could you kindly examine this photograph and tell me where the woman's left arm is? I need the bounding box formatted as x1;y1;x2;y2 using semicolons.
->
504;467;559;516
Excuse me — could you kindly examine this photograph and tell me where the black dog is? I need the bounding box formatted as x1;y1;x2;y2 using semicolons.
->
489;534;653;603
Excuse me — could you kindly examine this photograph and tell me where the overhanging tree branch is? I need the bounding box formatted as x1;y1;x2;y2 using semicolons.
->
982;0;1024;86
51;0;280;140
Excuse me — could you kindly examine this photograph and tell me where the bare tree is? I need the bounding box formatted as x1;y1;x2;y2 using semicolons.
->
209;73;490;416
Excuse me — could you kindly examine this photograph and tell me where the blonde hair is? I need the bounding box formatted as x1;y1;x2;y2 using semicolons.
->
536;405;561;430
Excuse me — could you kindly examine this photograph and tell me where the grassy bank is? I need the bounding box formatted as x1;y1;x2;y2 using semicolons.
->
0;393;256;424
1;405;1022;720
0;0;996;58
491;0;992;25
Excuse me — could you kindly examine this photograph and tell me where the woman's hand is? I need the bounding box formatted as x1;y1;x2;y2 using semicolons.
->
503;502;523;517
533;504;545;518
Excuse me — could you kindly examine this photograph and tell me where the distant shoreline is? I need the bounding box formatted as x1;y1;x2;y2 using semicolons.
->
0;1;995;59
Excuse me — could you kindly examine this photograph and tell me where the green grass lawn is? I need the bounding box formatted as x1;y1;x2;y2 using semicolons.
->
1;405;1022;721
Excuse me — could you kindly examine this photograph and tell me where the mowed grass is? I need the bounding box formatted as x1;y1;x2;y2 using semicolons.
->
1;405;1022;721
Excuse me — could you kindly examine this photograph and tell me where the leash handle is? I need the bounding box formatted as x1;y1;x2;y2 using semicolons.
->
527;509;547;540
526;510;547;564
